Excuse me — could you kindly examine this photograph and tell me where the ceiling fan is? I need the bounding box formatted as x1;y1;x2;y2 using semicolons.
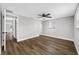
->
38;13;52;18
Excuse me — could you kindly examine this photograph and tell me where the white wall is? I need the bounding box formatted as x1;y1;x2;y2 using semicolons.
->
42;16;74;41
17;16;42;42
0;5;2;54
74;4;79;54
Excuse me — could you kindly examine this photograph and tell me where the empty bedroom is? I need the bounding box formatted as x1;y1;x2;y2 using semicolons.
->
0;3;79;55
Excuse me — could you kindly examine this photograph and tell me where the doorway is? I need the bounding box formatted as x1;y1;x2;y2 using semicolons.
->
1;9;17;54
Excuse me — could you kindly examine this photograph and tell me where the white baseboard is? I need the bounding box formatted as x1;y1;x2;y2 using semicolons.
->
41;34;74;42
17;35;40;42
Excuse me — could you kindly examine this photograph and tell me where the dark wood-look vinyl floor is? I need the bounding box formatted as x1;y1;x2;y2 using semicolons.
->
3;35;78;55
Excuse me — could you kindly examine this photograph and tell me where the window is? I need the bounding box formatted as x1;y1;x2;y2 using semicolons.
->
48;21;53;29
48;19;56;29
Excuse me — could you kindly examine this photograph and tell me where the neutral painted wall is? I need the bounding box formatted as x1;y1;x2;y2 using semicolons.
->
74;4;79;54
17;16;42;42
0;5;2;54
42;16;74;41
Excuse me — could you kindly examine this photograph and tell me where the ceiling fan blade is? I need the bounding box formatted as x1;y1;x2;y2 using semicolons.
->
46;16;52;18
46;13;50;15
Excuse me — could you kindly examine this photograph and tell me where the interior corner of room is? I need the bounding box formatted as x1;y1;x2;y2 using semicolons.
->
0;3;79;55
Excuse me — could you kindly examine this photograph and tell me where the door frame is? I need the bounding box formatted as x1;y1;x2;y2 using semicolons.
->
1;9;18;52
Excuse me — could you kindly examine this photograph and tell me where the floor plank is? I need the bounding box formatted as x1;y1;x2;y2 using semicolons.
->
2;35;78;55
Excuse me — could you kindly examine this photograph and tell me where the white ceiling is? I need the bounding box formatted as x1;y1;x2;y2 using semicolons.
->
1;3;78;19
